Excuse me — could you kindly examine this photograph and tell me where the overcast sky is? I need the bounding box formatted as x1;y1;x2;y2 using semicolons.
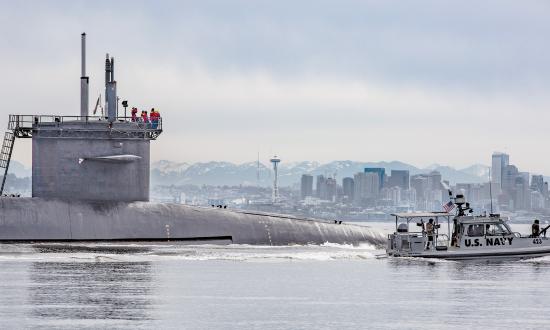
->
1;0;550;173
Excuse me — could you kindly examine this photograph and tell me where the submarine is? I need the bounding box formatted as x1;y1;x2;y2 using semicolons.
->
0;33;384;246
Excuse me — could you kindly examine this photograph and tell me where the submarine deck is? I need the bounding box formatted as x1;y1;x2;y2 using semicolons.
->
8;114;163;140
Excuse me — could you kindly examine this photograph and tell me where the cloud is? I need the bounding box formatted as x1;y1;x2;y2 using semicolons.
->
1;0;550;175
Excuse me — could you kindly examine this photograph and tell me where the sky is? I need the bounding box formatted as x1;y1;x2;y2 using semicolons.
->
1;0;550;173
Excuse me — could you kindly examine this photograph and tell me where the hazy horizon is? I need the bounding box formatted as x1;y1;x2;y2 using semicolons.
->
2;1;550;174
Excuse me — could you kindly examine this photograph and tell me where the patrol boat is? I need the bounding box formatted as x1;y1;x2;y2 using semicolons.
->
386;194;550;260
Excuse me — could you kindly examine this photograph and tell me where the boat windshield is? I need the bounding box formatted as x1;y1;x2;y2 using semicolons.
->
485;223;511;236
465;223;511;237
466;224;485;237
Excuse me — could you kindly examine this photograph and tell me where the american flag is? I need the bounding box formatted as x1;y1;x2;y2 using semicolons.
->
443;200;455;213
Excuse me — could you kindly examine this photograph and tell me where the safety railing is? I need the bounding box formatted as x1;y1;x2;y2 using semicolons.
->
8;114;163;132
391;232;450;250
435;234;449;248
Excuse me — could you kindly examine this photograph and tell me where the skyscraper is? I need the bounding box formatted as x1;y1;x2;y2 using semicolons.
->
491;152;509;187
342;177;355;201
410;174;429;209
353;172;366;203
316;175;326;198
365;172;380;196
427;171;442;190
325;177;337;201
314;175;337;201
388;170;409;190
501;164;518;194
364;167;385;190
300;174;313;199
531;175;544;194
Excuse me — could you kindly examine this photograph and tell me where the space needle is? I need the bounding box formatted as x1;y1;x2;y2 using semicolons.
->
270;155;281;203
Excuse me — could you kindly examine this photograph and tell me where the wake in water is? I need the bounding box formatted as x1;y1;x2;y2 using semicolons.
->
0;242;382;263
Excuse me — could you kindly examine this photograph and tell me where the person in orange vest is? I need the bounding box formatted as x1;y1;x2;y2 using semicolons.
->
131;107;138;122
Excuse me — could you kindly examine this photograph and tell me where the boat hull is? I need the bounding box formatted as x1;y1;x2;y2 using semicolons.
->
390;246;550;261
0;197;385;246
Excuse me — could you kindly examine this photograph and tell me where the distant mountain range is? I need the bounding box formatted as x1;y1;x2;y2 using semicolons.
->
151;160;491;187
6;159;493;187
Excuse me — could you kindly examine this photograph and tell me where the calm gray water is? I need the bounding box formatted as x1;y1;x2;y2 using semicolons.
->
1;223;549;330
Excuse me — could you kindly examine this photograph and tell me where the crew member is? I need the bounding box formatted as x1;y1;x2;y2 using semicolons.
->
426;218;435;250
150;108;159;129
131;107;138;122
451;218;459;247
155;109;161;127
418;219;425;234
141;110;149;124
532;219;540;237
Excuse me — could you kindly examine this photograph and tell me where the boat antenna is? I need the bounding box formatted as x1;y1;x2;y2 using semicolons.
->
489;167;494;214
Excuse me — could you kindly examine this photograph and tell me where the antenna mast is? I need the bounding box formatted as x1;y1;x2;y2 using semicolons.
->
489;167;494;214
80;33;89;118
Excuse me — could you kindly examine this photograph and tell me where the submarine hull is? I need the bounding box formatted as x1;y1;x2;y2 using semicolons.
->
0;198;384;246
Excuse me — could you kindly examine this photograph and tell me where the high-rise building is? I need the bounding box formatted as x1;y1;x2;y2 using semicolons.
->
501;165;531;210
388;170;409;190
316;175;326;198
491;152;509;186
325;177;337;201
410;174;429;209
501;164;518;194
518;172;531;210
315;175;337;201
342;177;354;201
353;172;367;203
300;174;313;199
427;171;442;190
364;168;385;190
353;172;380;203
354;172;380;204
531;175;544;194
365;172;380;197
531;190;545;210
385;186;401;205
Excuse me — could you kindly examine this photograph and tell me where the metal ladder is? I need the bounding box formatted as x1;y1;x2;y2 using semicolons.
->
0;131;15;195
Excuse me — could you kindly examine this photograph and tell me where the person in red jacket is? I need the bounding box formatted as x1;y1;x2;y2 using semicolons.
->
150;108;160;129
131;107;138;122
141;110;149;123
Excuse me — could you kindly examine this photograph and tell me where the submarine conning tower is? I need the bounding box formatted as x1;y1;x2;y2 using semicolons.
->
0;33;162;201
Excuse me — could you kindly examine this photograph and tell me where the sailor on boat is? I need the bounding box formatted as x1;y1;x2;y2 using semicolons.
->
532;219;540;237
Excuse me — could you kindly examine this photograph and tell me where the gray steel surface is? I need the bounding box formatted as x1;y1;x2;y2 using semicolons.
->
32;122;150;201
0;198;385;246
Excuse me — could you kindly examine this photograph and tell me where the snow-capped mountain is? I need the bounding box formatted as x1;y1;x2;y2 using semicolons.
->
151;160;490;187
460;164;490;181
152;161;272;186
152;160;191;175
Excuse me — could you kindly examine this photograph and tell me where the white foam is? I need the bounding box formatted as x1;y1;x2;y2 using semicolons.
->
0;243;381;263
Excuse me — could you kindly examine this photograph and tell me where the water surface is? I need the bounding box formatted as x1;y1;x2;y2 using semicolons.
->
0;224;549;329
